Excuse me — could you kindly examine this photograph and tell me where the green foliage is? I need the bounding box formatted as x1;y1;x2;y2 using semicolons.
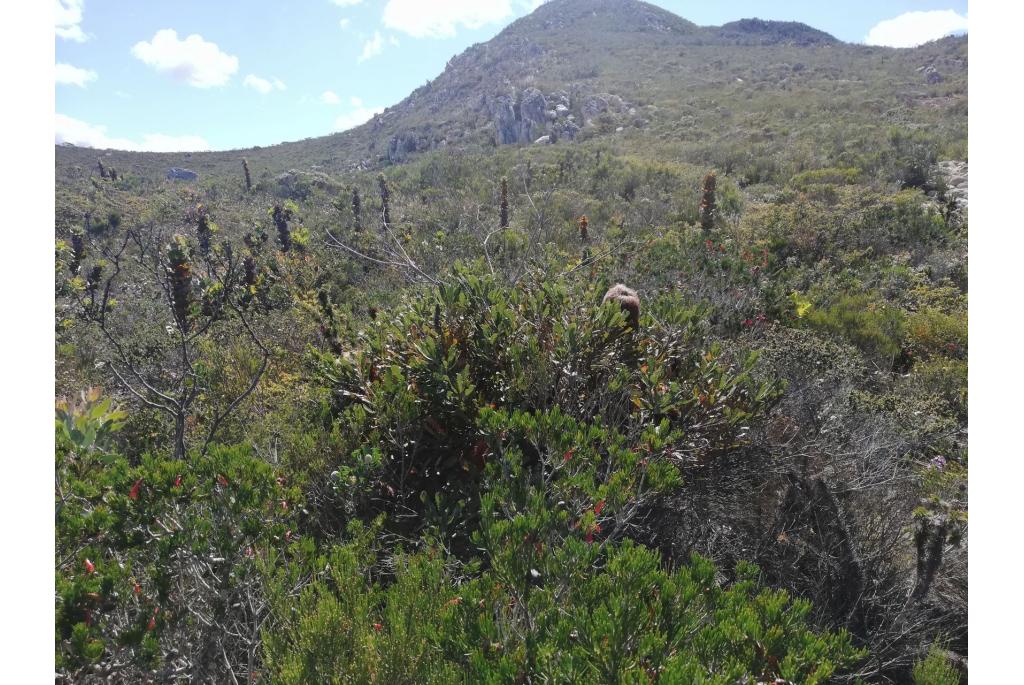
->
789;167;861;190
55;387;127;454
263;529;863;684
803;292;906;367
912;643;961;685
55;437;295;678
309;269;778;530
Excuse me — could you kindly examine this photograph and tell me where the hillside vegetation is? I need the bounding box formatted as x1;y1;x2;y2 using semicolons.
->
55;1;967;682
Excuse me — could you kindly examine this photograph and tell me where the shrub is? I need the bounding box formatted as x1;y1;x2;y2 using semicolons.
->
263;529;864;684
912;643;961;685
308;268;780;537
55;433;295;682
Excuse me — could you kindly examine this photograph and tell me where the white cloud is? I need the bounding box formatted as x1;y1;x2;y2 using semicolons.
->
865;10;968;48
131;29;239;88
330;0;364;6
244;74;286;94
321;90;341;104
349;96;363;107
56;0;87;42
56;113;210;152
55;63;97;88
334;103;384;131
358;31;384;62
339;18;351;30
382;0;513;38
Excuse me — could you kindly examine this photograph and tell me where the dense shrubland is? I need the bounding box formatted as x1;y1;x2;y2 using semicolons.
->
55;25;966;681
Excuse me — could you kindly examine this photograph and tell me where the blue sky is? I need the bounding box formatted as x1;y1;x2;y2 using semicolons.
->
55;0;968;152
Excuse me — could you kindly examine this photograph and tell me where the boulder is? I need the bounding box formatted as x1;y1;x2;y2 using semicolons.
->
582;95;609;124
489;95;519;145
166;167;198;181
534;135;551;145
518;87;548;141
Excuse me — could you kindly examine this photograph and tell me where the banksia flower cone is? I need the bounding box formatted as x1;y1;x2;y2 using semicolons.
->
700;171;717;232
499;177;509;229
377;174;391;226
167;235;193;331
578;215;589;243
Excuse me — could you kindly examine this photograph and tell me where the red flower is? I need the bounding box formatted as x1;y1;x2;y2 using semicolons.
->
563;448;574;463
84;558;95;574
372;622;383;632
594;500;606;515
743;318;754;327
129;478;142;500
217;474;229;487
134;583;142;595
174;474;182;488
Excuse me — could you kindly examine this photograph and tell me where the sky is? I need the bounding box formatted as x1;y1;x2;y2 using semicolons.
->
55;0;968;152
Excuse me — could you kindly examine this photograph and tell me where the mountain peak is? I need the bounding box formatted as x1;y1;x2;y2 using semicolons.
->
716;18;839;45
506;0;698;37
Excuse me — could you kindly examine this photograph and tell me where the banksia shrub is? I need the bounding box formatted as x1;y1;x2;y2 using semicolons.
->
700;170;717;231
377;173;391;226
244;227;269;251
316;290;344;355
499;177;509;229
96;159;107;180
578;215;589;243
242;157;252;191
69;228;85;275
85;264;102;296
166;235;193;330
243;254;258;289
271;203;294;252
190;204;213;257
352;187;362;231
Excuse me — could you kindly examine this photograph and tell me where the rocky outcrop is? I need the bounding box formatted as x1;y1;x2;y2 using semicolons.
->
936;160;968;210
166;167;198;181
919;65;944;84
488;88;549;145
274;169;336;200
487;86;634;145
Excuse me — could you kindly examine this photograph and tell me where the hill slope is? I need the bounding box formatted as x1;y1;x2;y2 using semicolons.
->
55;0;966;187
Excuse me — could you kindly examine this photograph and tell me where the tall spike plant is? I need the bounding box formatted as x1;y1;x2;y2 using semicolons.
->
700;170;717;232
499;177;509;229
167;235;193;332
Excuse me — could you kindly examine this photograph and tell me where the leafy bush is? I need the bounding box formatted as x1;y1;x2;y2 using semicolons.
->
912;643;961;685
803;292;905;368
55;387;127;454
308;268;780;537
55;433;295;681
263;527;864;684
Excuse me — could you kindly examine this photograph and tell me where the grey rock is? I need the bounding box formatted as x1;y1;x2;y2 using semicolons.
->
555;104;570;116
166;167;198;181
545;109;558;121
582;95;609;124
533;135;551;145
489;94;519;145
922;65;943;84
